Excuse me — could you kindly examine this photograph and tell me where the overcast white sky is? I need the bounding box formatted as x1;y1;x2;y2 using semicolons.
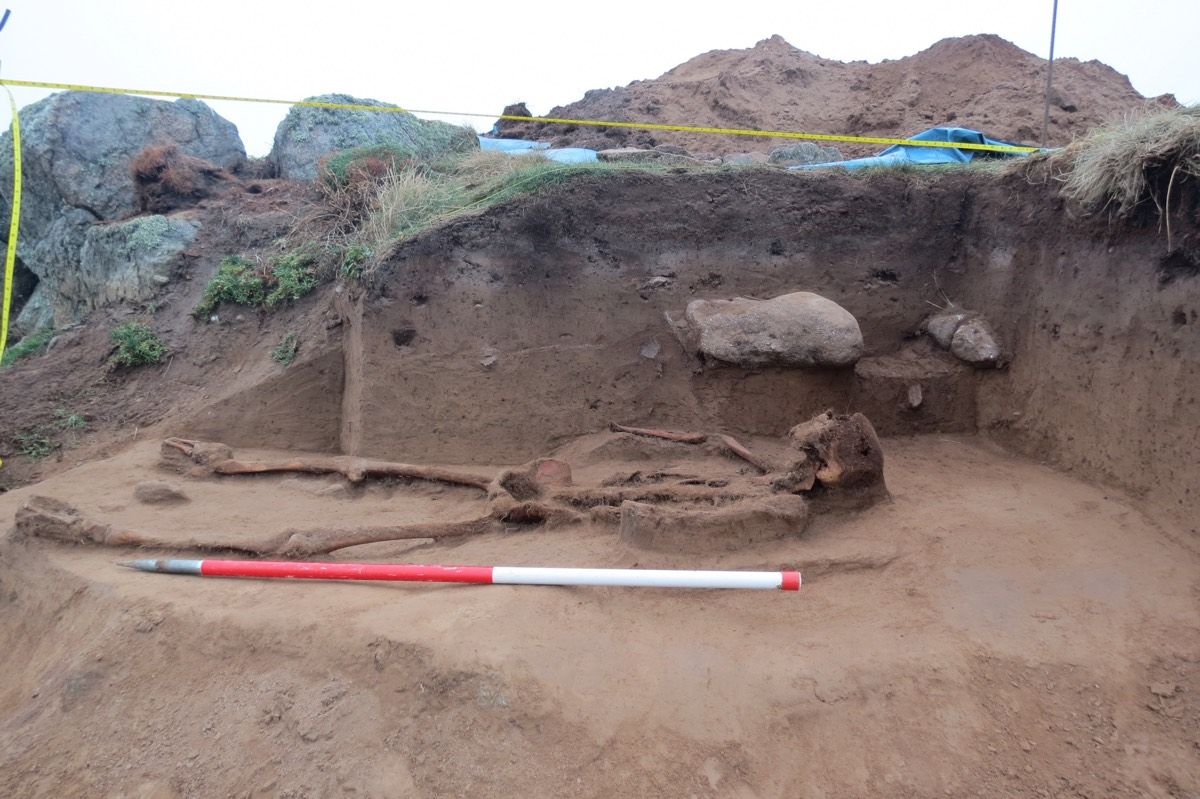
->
1;0;1197;156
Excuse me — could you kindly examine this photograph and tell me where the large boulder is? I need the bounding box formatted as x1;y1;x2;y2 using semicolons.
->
0;91;244;331
685;291;863;368
72;215;199;311
269;94;478;181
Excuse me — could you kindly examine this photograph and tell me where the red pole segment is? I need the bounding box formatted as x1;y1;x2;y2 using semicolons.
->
201;560;495;583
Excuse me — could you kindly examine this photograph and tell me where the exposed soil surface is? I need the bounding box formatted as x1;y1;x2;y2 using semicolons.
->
494;34;1177;154
1;120;1198;795
1;435;1198;797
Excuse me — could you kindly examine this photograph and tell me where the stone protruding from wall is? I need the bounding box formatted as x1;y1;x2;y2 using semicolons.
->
923;309;1004;367
684;291;864;368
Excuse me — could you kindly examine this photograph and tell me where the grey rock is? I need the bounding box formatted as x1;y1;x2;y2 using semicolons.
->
950;317;1003;366
0;91;243;332
685;291;863;368
69;215;199;315
269;93;478;181
133;481;189;505
721;152;768;166
639;339;661;359
924;311;969;349
768;142;843;165
638;275;674;291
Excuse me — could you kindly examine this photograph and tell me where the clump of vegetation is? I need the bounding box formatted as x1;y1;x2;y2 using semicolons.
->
194;250;320;318
339;245;372;279
1029;105;1200;216
265;250;318;307
54;408;86;430
271;332;299;366
2;327;55;368
307;148;712;280
15;429;54;459
194;256;265;317
110;321;166;367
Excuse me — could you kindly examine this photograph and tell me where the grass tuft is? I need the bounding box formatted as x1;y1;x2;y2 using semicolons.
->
1028;105;1200;216
1;327;54;368
15;429;54;459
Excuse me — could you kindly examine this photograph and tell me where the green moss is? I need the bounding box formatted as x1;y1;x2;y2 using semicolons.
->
1;327;54;368
110;321;166;368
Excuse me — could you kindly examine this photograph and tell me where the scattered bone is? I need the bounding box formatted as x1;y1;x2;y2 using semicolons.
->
555;485;747;509
718;434;774;473
161;438;234;475
618;494;809;552
161;439;493;491
278;518;497;558
608;422;707;444
492;458;573;501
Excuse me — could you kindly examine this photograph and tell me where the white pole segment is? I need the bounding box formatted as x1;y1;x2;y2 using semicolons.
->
492;566;797;590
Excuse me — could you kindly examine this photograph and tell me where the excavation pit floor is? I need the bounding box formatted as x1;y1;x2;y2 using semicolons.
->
1;435;1198;798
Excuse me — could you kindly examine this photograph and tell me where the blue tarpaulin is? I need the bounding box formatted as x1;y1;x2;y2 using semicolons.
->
792;127;1031;171
479;137;550;152
478;136;598;163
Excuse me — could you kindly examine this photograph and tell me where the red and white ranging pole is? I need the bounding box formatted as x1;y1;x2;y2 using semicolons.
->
119;559;802;591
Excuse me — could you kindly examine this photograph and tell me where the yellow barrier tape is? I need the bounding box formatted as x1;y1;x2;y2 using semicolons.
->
0;87;21;366
0;78;1039;155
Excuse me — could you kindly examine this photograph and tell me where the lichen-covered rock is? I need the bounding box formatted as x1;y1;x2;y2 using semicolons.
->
768;142;843;165
685;291;863;368
269;93;478;181
597;147;691;164
0;91;244;332
721;152;768;166
70;215;199;313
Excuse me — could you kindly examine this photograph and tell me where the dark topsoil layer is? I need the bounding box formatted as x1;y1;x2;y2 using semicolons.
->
1;164;1197;537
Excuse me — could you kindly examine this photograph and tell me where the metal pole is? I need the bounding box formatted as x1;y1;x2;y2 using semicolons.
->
1041;0;1060;147
120;558;803;591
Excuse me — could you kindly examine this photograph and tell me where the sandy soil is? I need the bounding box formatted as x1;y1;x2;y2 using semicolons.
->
1;435;1197;797
495;34;1175;154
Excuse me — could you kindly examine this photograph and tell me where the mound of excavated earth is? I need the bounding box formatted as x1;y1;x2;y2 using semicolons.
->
495;34;1176;153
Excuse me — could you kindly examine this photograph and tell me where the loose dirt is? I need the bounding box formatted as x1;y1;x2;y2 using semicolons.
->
0;435;1197;797
495;34;1177;153
0;51;1197;795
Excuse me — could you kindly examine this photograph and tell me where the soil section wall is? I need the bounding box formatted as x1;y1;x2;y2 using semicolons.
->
351;171;982;463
